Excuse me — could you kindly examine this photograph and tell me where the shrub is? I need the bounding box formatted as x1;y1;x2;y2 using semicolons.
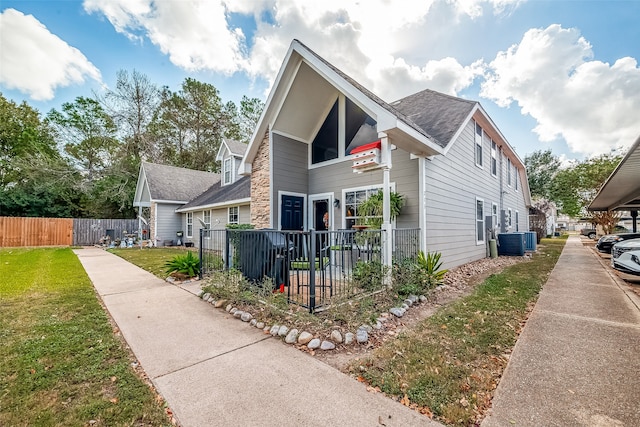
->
353;260;388;291
392;258;424;297
165;251;200;277
417;251;447;289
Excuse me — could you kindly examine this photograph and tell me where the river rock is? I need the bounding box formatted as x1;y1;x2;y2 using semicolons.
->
330;330;343;343
298;331;313;345
320;341;336;351
307;338;321;350
285;329;299;344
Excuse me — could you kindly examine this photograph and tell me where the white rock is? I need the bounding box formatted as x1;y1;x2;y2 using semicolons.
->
330;330;343;343
233;310;243;318
344;332;355;345
256;322;265;329
241;312;252;322
419;295;428;303
390;307;405;318
285;329;299;344
307;338;321;349
320;341;336;351
225;304;233;312
401;303;409;310
359;324;373;333
201;292;211;300
230;307;238;315
278;325;289;337
404;299;413;307
270;325;280;336
298;331;313;345
356;329;369;344
250;319;257;326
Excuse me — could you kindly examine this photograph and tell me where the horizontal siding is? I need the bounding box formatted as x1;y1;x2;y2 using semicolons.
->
188;204;251;248
424;120;528;270
309;148;419;229
156;203;183;245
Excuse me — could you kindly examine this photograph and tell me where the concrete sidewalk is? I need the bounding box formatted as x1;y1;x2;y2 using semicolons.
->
74;248;440;427
482;236;640;427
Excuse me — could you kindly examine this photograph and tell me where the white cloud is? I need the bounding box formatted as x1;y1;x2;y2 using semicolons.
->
0;9;101;101
83;0;519;99
481;24;640;156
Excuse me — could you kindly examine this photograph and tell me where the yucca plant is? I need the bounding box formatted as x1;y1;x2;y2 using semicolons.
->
165;251;200;278
417;251;448;289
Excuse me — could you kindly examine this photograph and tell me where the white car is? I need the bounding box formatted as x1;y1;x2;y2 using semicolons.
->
611;238;640;275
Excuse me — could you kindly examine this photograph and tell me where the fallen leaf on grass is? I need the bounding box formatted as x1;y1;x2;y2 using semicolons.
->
400;394;410;406
366;385;381;393
109;398;118;404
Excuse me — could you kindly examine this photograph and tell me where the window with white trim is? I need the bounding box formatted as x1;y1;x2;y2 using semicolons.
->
491;140;497;176
344;186;383;229
514;166;519;191
476;198;485;244
186;212;193;238
515;211;519;232
474;120;483;168
508;208;512;228
223;158;232;185
228;206;239;224
203;210;211;228
507;158;512;186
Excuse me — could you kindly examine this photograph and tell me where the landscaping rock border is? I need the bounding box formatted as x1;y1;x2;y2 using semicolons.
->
195;291;428;352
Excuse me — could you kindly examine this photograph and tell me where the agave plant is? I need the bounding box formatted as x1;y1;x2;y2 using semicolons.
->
165;251;200;278
417;251;448;289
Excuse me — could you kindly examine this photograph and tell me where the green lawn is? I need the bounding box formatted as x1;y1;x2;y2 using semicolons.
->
108;247;194;279
351;238;566;426
0;248;171;426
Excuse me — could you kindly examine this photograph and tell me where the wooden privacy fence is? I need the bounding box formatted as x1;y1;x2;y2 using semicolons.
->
0;217;73;247
0;217;144;247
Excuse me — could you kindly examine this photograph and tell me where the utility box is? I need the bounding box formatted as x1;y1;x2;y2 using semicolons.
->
497;232;525;256
524;231;537;251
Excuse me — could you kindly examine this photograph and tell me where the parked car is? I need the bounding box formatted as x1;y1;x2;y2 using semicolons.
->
611;239;640;275
580;228;597;239
596;232;640;254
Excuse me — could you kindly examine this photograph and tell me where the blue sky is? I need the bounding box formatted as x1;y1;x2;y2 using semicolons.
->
2;0;639;162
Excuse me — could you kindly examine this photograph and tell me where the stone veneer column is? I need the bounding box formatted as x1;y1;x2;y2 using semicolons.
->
250;130;271;228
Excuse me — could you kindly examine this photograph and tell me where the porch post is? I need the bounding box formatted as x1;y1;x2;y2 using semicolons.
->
379;132;393;270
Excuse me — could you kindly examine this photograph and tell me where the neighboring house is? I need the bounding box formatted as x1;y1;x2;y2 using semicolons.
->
133;139;250;247
240;40;531;269
176;140;251;243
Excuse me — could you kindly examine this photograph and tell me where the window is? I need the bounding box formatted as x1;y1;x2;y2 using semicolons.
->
492;202;498;231
491;140;497;176
508;208;512;228
476;198;485;244
223;158;232;185
507;158;512;186
186;212;193;238
203;210;211;228
514;167;519;191
345;98;377;155
474;120;483;167
228;206;239;224
312;100;339;164
344;186;383;229
515;211;519;232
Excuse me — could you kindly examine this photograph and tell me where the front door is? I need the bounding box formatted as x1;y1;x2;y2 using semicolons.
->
281;195;304;231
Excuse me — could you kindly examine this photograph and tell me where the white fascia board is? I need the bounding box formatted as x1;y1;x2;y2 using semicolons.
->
175;198;251;213
477;104;525;168
132;164;147;205
152;199;189;204
215;140;229;162
392;120;444;156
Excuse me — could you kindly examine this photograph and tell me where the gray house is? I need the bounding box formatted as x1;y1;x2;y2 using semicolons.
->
133;139;250;247
240;40;532;269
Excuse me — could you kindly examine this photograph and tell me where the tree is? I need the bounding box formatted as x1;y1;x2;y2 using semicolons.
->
524;149;561;200
101;69;161;163
150;78;239;171
238;96;264;143
47;97;118;183
550;154;621;218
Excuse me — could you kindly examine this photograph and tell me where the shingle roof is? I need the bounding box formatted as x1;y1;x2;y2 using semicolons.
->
390;89;477;148
142;162;220;202
226;139;248;157
178;176;250;211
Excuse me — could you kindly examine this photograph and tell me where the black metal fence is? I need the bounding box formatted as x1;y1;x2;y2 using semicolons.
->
200;228;419;312
393;227;421;261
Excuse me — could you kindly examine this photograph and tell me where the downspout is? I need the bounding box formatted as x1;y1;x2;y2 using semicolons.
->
499;147;504;232
419;156;426;253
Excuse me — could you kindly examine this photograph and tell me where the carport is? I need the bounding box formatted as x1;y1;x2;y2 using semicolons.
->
588;134;640;232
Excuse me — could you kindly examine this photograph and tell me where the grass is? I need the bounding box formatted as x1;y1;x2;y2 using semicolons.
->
349;238;565;426
108;247;194;279
0;248;171;426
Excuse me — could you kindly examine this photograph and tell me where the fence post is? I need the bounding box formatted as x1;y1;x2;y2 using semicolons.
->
225;229;231;270
199;228;204;280
309;229;316;313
